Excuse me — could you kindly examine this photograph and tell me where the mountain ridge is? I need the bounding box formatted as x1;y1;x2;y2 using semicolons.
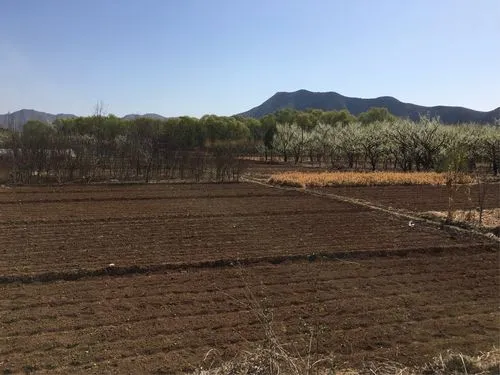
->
0;109;77;131
1;90;498;129
121;113;168;121
0;110;168;131
238;89;500;124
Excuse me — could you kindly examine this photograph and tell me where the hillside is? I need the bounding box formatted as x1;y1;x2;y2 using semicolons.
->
0;110;76;131
121;113;167;121
2;92;499;130
0;110;167;130
238;89;500;124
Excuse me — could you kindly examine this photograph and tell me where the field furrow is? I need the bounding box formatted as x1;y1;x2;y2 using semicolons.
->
0;182;497;374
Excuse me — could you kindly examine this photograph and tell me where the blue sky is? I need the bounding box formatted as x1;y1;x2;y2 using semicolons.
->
1;0;499;117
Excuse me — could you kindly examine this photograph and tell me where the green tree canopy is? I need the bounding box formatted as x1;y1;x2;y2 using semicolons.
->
358;107;396;125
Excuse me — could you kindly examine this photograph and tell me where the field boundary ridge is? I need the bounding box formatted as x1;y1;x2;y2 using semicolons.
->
0;243;495;284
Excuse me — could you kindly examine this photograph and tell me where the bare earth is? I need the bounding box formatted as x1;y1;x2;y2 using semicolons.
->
0;182;498;374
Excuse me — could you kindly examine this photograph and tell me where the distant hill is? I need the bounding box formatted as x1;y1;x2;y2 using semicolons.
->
0;110;77;131
0;110;168;130
2;93;498;130
238;89;500;124
122;113;167;121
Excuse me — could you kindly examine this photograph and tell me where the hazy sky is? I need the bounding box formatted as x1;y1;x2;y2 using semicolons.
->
1;0;499;117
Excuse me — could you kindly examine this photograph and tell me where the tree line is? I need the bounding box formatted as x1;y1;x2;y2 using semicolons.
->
0;107;498;184
0;114;259;184
272;116;500;175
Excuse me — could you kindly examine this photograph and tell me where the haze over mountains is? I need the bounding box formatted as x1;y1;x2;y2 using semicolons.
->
1;90;498;130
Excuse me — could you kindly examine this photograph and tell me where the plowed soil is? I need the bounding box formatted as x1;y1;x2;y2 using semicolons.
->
0;183;498;374
320;183;500;212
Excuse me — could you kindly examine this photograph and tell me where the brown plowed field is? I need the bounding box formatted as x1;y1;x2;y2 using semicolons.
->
0;183;289;203
0;183;498;374
0;184;484;277
321;183;500;212
1;251;498;374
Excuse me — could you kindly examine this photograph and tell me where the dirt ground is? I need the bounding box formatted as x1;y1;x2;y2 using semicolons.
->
1;183;488;278
0;182;498;374
320;184;500;212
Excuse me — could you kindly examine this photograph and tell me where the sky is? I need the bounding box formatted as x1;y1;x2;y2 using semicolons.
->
0;0;499;117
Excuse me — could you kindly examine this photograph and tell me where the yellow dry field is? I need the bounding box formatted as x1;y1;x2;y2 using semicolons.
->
268;171;473;187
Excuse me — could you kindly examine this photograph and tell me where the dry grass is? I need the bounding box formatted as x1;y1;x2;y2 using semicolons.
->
423;208;500;233
268;171;473;187
192;347;500;375
418;348;500;375
193;346;335;375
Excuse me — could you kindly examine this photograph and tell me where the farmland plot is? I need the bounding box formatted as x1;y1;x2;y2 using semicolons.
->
0;184;485;277
320;183;500;212
0;183;498;374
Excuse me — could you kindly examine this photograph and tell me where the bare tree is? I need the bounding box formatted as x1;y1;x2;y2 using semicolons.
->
93;100;107;118
273;123;297;162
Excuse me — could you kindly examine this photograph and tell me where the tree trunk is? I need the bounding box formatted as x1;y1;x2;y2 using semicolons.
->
492;145;498;175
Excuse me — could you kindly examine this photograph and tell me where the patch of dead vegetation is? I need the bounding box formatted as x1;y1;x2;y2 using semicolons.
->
191;347;499;375
422;208;500;236
268;171;473;188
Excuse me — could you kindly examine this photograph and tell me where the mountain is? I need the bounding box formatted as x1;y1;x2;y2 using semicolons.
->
2;93;498;129
0;110;77;131
238;90;500;124
0;110;168;130
122;113;167;121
